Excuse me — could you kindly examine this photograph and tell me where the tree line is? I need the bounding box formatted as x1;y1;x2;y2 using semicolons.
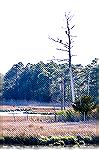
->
0;58;98;107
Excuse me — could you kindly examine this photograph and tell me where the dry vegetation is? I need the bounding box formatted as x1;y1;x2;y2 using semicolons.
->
0;105;60;113
0;105;99;138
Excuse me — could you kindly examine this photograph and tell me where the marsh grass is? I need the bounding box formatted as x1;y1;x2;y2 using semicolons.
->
56;108;97;122
56;109;80;122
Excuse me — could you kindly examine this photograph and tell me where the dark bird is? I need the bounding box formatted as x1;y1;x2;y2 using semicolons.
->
60;40;62;43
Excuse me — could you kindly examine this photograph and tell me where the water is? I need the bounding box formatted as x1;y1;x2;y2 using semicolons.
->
0;145;97;150
0;111;54;117
0;146;65;150
0;146;69;150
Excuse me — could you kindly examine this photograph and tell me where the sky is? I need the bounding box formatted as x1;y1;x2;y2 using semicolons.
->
0;0;99;74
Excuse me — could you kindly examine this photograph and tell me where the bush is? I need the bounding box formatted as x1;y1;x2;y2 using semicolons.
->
83;136;93;145
72;96;97;121
0;137;4;144
47;136;61;145
76;135;84;142
53;140;64;146
1;135;99;146
29;137;40;145
60;136;77;145
91;136;99;145
3;136;40;145
56;109;79;122
4;136;15;145
39;137;50;146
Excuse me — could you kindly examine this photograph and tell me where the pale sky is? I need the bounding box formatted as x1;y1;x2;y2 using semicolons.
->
0;0;99;74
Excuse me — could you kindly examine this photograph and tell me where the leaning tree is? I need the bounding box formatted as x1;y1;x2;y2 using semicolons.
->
49;12;77;107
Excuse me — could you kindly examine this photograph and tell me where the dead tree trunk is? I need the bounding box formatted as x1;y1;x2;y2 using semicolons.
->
49;12;76;104
60;76;65;110
66;13;75;103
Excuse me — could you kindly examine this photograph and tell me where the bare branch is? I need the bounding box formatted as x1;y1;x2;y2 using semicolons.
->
65;12;74;21
49;36;68;47
48;12;76;104
56;38;68;46
47;56;69;63
68;15;74;21
65;12;70;20
70;45;74;49
65;31;68;35
55;59;69;62
70;35;77;38
67;11;71;17
71;54;77;57
70;25;75;30
71;39;74;43
56;48;69;52
49;12;76;103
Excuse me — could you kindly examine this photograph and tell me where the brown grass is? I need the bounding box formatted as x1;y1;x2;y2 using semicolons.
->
0;115;99;137
0;105;60;115
0;105;99;138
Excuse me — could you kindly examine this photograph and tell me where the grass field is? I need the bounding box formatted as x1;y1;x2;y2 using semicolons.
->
0;105;99;138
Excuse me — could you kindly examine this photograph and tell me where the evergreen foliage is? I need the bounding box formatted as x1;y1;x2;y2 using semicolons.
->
72;96;97;121
1;58;97;105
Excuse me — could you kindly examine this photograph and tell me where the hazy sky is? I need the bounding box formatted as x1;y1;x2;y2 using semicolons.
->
0;0;99;74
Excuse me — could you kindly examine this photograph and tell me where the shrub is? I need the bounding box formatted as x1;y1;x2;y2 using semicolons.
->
3;136;40;145
91;136;99;145
83;136;94;145
72;96;97;121
39;137;49;146
1;135;99;146
25;136;40;145
53;140;64;146
48;136;61;145
60;136;77;145
4;136;14;145
56;109;79;122
0;137;4;144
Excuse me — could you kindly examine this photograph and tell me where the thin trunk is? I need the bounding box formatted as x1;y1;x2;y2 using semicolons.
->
67;19;75;103
83;112;86;122
61;102;63;111
96;65;99;103
26;114;28;121
63;79;66;110
96;65;99;121
54;106;57;122
87;73;90;95
52;99;57;122
13;113;15;122
69;66;75;103
60;83;63;110
62;78;65;110
60;77;65;110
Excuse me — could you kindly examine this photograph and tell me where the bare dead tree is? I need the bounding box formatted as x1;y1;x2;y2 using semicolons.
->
49;12;76;105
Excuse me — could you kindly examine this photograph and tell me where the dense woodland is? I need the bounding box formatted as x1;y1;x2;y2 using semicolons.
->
0;58;98;106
